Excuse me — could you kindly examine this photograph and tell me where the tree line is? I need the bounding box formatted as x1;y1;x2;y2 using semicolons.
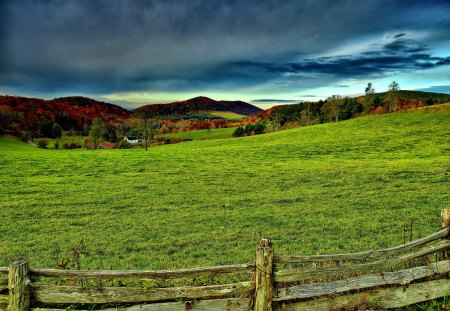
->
256;81;447;133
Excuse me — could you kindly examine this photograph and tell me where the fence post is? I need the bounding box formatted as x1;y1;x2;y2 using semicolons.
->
7;260;30;311
442;209;450;260
254;239;273;311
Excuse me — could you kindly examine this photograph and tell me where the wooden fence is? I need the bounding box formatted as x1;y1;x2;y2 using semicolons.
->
1;209;449;311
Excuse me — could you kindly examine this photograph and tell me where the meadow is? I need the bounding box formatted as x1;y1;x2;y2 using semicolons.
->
0;109;448;271
207;111;246;120
159;127;236;141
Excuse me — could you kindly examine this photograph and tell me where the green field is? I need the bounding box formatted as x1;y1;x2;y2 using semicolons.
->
159;127;236;141
46;135;86;148
0;110;448;271
207;111;246;120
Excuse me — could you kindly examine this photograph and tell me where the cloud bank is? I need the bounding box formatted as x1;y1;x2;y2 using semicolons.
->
1;0;449;101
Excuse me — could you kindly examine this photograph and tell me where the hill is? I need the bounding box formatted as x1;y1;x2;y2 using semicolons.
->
0;95;260;139
364;90;450;102
0;109;448;270
250;89;450;130
0;95;130;137
135;96;262;117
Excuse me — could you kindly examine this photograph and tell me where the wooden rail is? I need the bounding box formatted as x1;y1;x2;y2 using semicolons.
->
30;262;254;279
274;239;450;282
1;209;449;311
31;298;252;311
0;278;7;291
32;281;254;304
274;227;449;263
280;279;450;311
274;260;450;301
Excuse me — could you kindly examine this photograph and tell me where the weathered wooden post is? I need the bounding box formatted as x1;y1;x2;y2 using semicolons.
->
254;238;273;311
442;209;450;260
8;260;30;311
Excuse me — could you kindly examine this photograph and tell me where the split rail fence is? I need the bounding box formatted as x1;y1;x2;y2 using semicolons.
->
1;209;449;311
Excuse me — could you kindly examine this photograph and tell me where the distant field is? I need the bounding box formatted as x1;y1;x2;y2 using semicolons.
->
207;111;246;120
0;110;448;271
159;127;236;141
46;135;86;148
155;110;246;121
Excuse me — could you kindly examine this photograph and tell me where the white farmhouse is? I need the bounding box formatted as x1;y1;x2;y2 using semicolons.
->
124;136;139;144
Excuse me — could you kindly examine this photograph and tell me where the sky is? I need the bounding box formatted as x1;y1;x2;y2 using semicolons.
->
1;0;450;109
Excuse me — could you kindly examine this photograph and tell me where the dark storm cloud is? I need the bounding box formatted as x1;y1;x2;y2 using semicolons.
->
227;37;450;79
393;33;407;39
1;0;449;96
383;38;428;53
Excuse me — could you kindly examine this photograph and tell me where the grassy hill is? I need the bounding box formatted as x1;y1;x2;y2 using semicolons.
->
374;90;450;102
0;109;448;270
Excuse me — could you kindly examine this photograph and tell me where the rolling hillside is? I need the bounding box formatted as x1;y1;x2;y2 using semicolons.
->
0;95;259;137
0;109;448;270
2;90;446;140
368;90;450;102
250;89;450;128
0;95;130;134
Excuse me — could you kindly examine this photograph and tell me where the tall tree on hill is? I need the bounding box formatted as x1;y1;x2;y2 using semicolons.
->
363;82;375;113
386;81;400;112
322;95;344;122
132;108;153;151
300;102;312;126
270;110;285;132
89;118;106;149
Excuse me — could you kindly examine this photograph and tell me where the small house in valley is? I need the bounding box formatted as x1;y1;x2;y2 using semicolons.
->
124;136;139;144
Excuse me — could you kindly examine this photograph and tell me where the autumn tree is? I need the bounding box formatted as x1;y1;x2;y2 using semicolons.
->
299;103;312;126
340;97;362;120
132;108;153;151
102;124;118;142
89;118;106;149
321;95;344;122
363;82;375;113
386;81;400;112
269;110;285;131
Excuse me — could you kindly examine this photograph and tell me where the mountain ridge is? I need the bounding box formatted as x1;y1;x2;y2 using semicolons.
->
0;95;261;137
134;96;262;116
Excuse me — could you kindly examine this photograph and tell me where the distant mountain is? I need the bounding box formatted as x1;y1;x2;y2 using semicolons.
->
0;95;130;135
0;95;261;138
134;96;262;116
